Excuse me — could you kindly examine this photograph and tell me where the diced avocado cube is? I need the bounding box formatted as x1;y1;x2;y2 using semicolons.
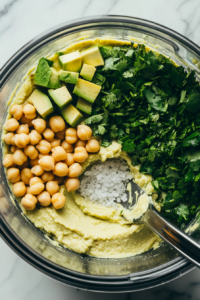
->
48;68;61;89
80;64;96;81
48;86;72;109
59;70;79;84
34;57;52;87
73;79;101;103
59;51;82;72
76;97;92;115
28;89;54;119
81;45;104;67
61;104;84;127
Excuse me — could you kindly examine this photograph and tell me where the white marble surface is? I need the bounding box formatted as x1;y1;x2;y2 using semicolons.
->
1;0;200;298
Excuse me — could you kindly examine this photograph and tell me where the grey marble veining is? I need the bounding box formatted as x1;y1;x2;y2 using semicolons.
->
1;0;200;299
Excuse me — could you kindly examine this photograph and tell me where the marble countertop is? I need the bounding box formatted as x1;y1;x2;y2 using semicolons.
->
1;0;200;299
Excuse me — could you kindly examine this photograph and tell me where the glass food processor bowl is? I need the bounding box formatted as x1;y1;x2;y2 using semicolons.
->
1;15;200;293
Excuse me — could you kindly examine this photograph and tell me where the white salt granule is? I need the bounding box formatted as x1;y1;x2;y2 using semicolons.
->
79;159;133;207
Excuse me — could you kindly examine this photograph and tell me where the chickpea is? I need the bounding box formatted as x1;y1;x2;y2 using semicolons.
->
77;125;92;140
30;158;39;167
49;116;65;132
3;154;14;168
18;159;30;170
14;133;30;148
74;147;88;163
75;139;86;148
46;181;59;196
52;193;66;209
11;174;21;184
20;115;33;126
26;186;31;194
32;118;46;133
61;140;73;153
38;153;50;159
65;128;78;144
23;104;36;115
12;181;26;197
52;146;67;162
65;153;75;166
65;178;80;192
50;139;61;149
29;183;44;195
21;168;33;185
29;177;44;195
16;124;29;135
38;156;55;171
36;140;51;155
21;194;37;210
29;130;42;145
23;104;36;119
68;163;82;178
43;128;54;141
5;118;19;132
41;172;54;183
24;145;38;159
55;127;66;140
37;191;51;207
86;139;100;153
31;165;44;176
13;150;27;165
10;145;17;153
53;162;68;177
4;132;15;145
30;177;43;186
54;175;64;185
7;168;20;184
10;105;23;120
25;113;37;120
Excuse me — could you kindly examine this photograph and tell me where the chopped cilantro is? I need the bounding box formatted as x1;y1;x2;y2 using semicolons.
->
85;114;103;125
87;44;200;226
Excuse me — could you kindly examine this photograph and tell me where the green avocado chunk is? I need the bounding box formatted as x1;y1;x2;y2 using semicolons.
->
81;45;104;67
59;70;79;84
76;97;92;115
61;104;84;127
28;89;54;119
59;51;82;72
34;57;52;87
73;79;101;103
80;64;96;81
34;58;61;89
48;86;72;109
48;68;61;89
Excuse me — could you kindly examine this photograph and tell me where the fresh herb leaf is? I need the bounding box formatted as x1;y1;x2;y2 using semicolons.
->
101;140;112;147
175;204;189;223
85;114;103;125
140;161;154;174
122;140;135;152
162;191;182;209
185;93;200;113
98;124;106;135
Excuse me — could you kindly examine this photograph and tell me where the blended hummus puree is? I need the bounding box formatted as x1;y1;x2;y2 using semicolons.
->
3;38;162;258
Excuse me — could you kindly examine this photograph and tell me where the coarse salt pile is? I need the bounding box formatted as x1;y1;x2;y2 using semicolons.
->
79;159;133;207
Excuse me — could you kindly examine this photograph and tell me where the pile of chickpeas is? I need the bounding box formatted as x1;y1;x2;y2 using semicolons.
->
3;103;100;211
